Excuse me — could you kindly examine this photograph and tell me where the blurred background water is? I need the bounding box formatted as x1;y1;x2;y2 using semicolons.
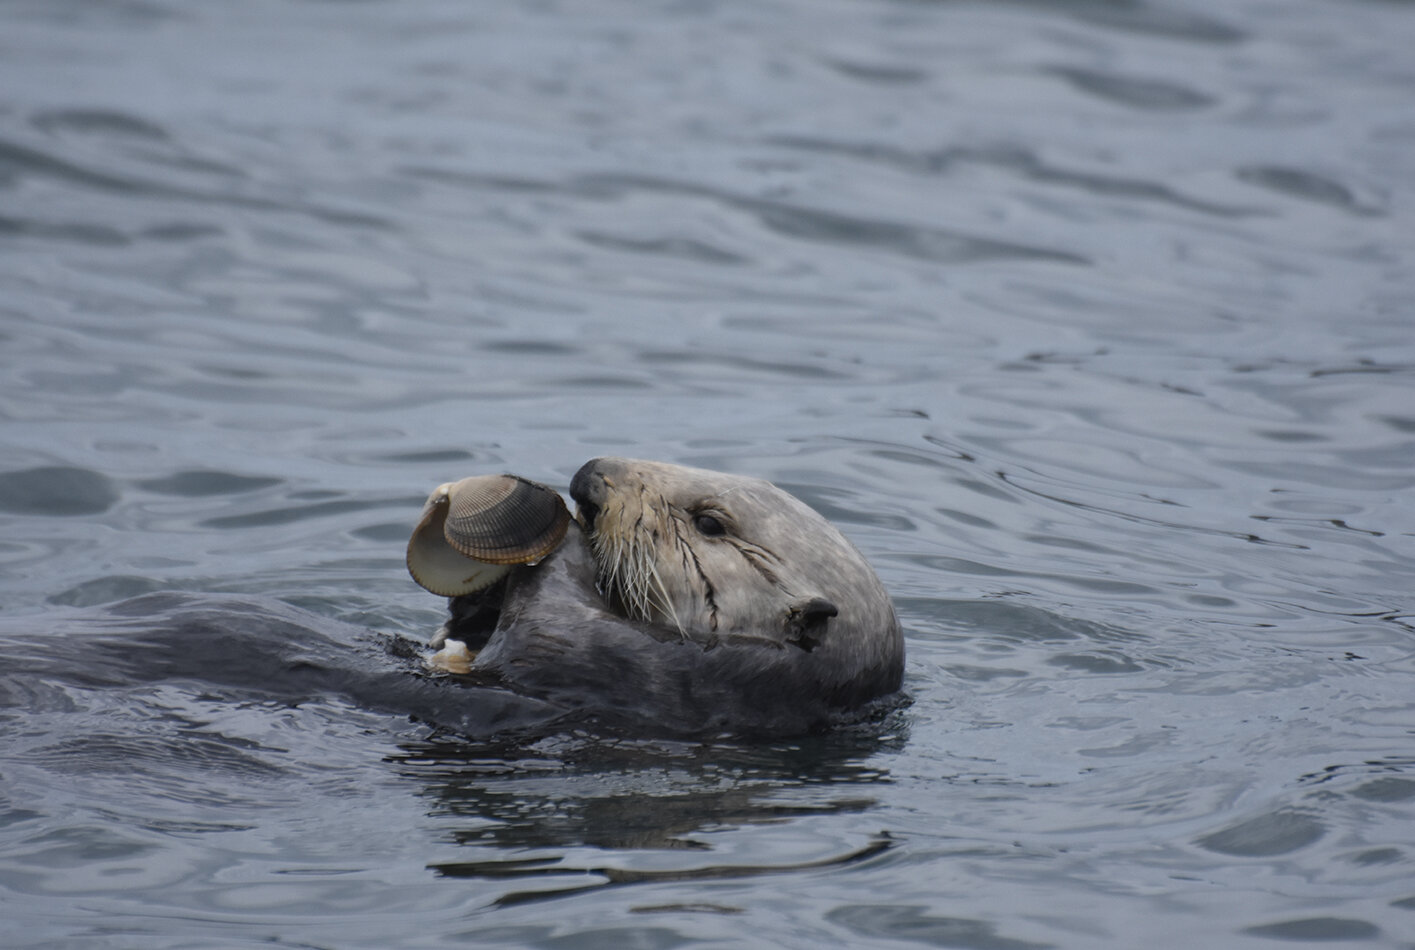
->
2;0;1414;946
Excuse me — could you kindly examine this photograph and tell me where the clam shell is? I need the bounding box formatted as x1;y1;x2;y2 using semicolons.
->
406;474;570;597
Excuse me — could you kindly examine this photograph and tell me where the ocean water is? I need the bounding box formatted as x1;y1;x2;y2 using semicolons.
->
2;0;1414;946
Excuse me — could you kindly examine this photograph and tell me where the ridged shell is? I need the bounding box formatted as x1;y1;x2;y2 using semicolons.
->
441;474;570;564
406;474;570;597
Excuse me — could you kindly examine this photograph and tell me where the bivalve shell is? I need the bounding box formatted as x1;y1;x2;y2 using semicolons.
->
406;474;570;597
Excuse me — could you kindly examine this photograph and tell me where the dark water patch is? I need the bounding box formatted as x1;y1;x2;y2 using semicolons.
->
1195;809;1325;857
828;904;1052;950
1350;777;1415;803
0;466;119;516
1046;66;1215;110
1241;916;1381;941
1374;415;1415;433
31;108;170;141
939;507;998;530
1006;0;1246;43
1046;650;1145;674
139;221;224;241
0;136;150;193
1350;847;1402;865
23;365;149;398
944;663;1029;682
1237;166;1384;216
1023;533;1107;553
575;230;747;266
561;374;656;391
481;340;585;356
375;448;481;463
638;349;851;382
138;150;248;180
399;165;559;195
1310;359;1408;378
351;522;413;543
0;214;130;246
136;470;282;497
195;362;272;381
1055;575;1161;596
0;808;44;831
1254;429;1327;444
289;489;343;501
744;197;1088;266
823;59;930;85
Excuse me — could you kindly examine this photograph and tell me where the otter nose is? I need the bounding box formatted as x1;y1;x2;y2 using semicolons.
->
570;458;616;530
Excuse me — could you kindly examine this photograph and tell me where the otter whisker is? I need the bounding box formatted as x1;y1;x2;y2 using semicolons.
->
590;521;669;628
646;559;686;638
634;544;662;622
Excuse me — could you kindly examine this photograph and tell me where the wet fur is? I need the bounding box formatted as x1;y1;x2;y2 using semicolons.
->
447;458;906;736
473;524;903;736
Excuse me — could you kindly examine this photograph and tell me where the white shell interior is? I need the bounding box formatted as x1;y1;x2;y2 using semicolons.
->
405;482;513;596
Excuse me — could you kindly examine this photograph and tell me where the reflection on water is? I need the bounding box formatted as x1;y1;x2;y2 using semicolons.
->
3;0;1415;945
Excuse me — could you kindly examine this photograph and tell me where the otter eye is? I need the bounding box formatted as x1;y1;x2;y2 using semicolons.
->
693;513;726;537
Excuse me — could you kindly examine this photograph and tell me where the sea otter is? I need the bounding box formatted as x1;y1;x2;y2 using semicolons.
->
413;458;905;737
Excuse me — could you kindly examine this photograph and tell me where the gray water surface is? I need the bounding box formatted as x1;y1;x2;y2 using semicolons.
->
3;0;1415;947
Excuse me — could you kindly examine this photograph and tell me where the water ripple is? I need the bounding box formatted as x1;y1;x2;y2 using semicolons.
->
764;138;1259;218
1046;66;1217;111
2;0;1413;945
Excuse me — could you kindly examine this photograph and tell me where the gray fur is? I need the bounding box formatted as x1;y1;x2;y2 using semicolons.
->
450;458;905;737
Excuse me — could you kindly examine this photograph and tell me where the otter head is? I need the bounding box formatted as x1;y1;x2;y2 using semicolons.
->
569;457;896;652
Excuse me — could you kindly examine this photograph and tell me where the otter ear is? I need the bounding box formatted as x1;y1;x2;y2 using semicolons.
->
785;596;838;652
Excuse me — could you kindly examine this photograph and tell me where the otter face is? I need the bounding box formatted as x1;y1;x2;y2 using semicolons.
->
569;457;892;649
